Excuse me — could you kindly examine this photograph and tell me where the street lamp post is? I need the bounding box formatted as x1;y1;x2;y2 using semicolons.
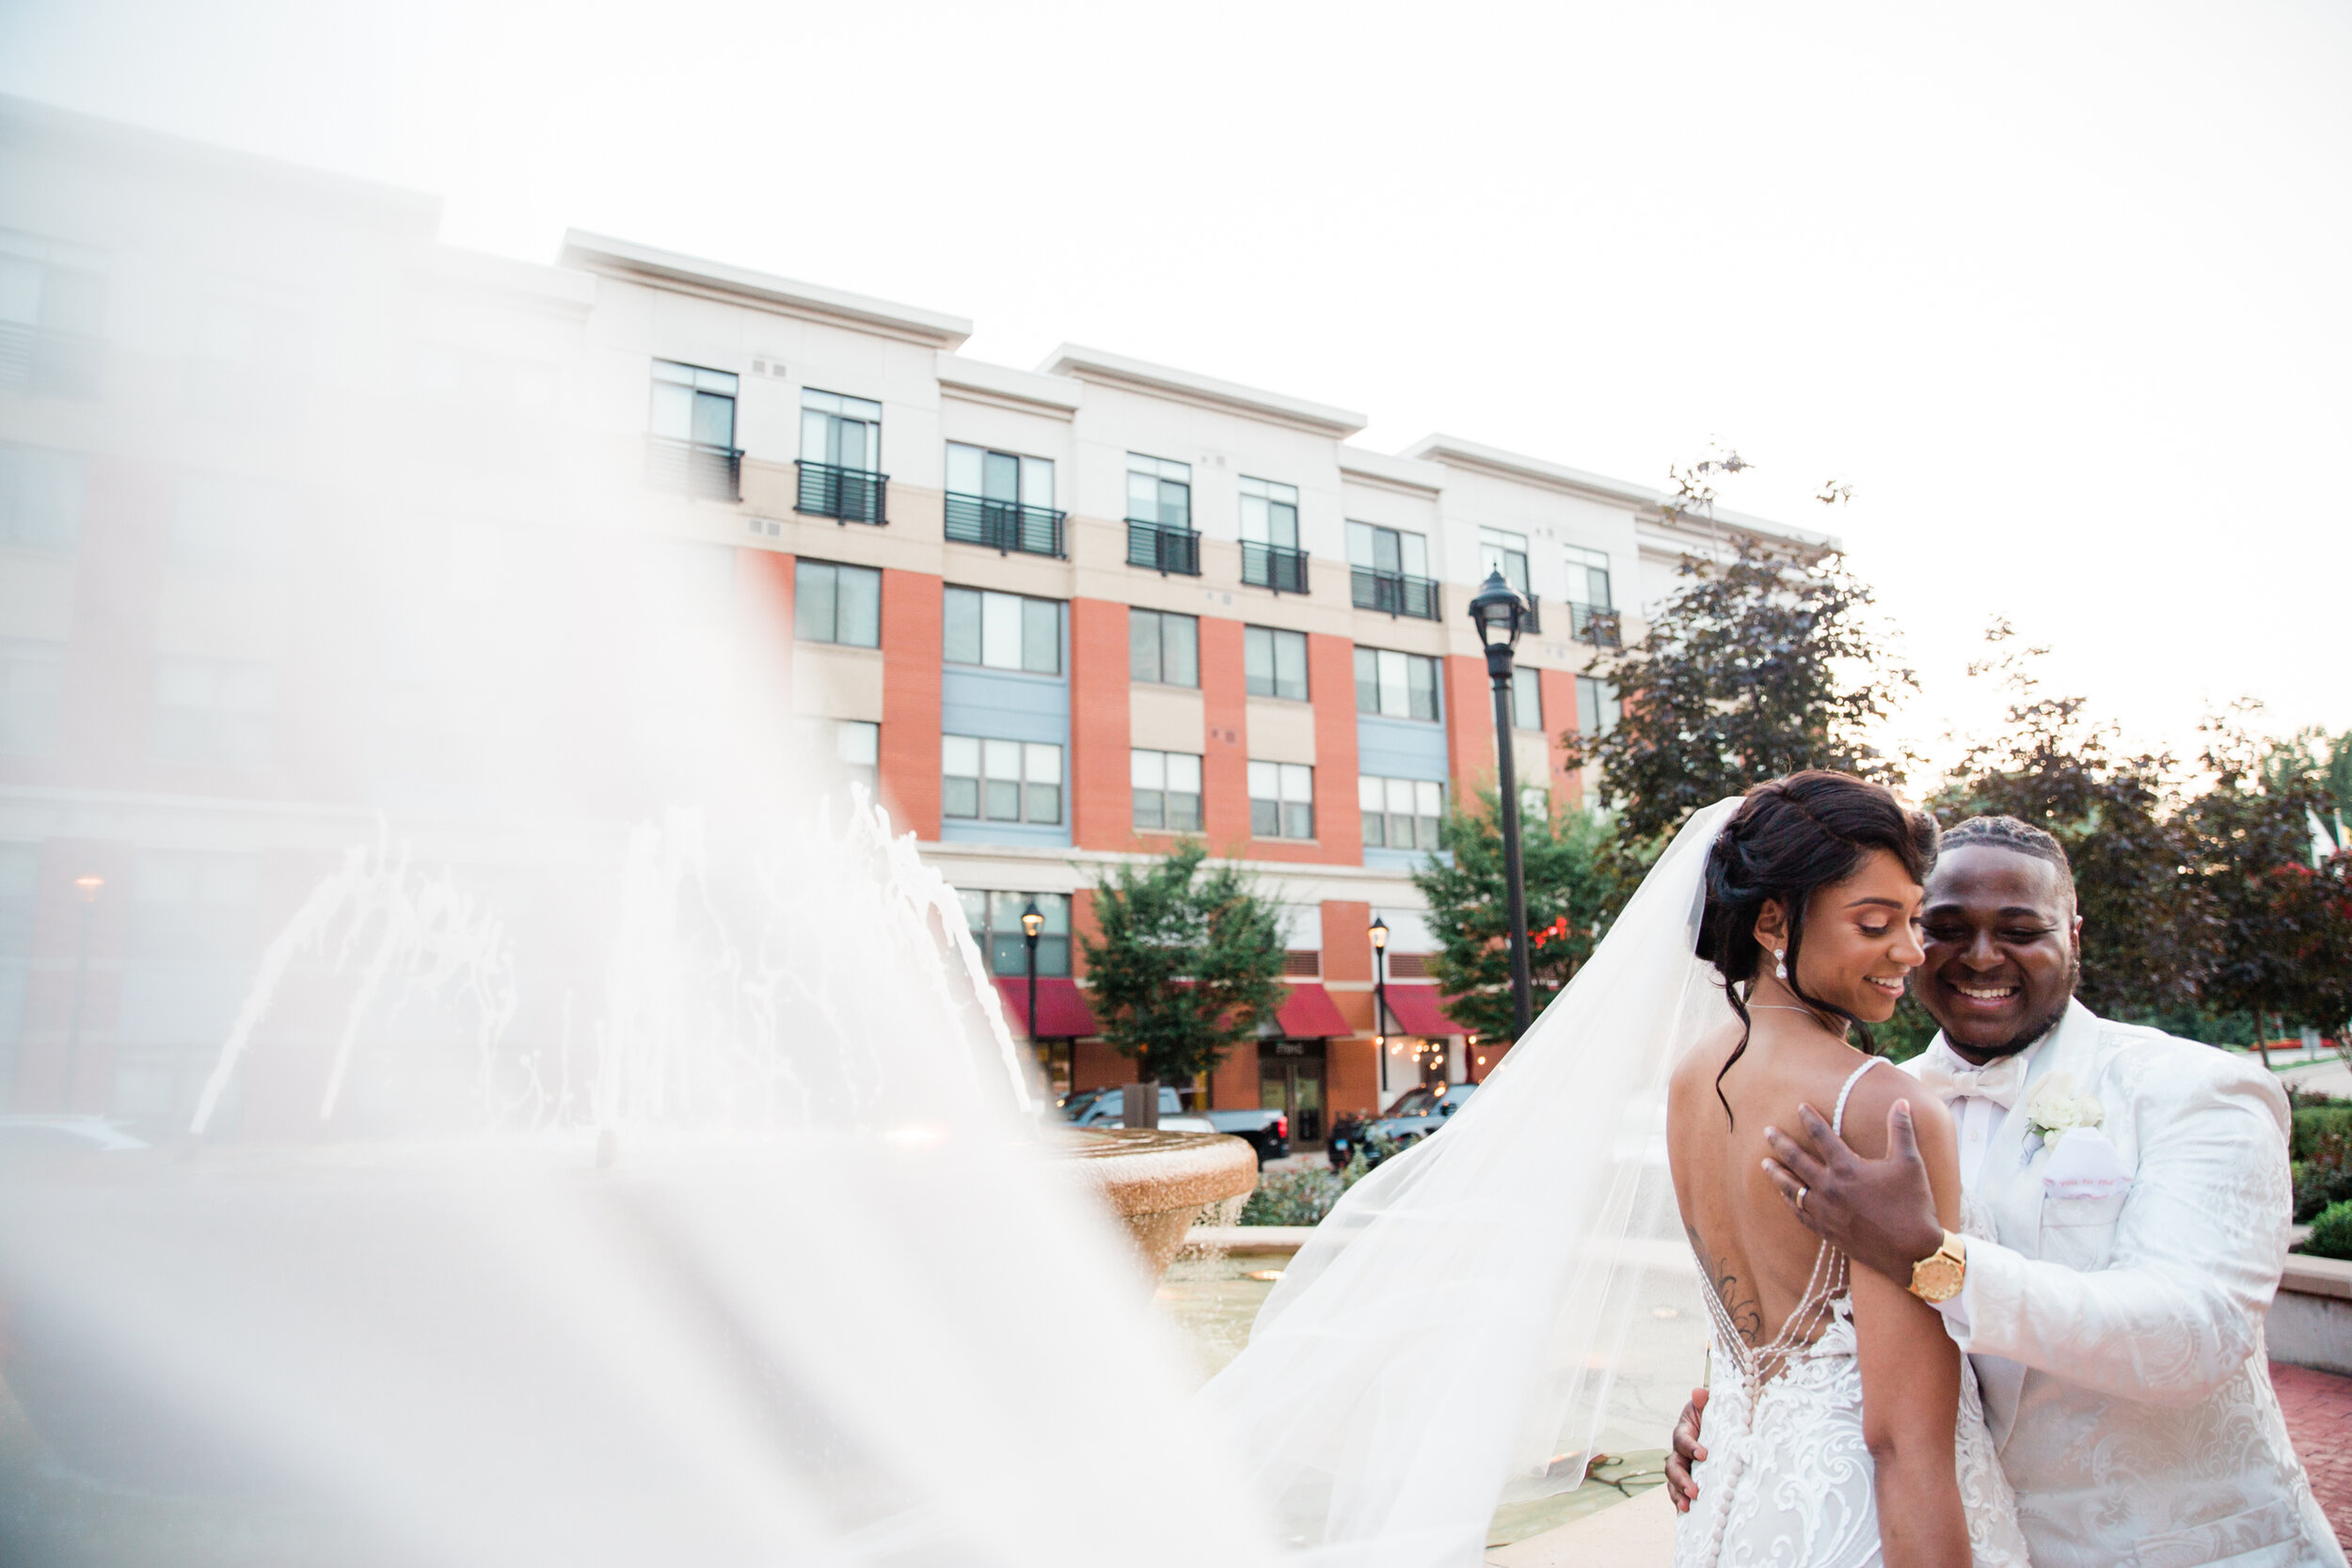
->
67;874;103;1112
1369;914;1391;1083
1020;900;1045;1085
1468;570;1534;1039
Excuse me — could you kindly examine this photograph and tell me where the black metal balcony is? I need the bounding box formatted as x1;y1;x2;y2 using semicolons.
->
1522;593;1542;636
797;459;887;525
1351;566;1440;621
0;323;102;398
945;492;1064;557
646;436;743;501
1241;542;1309;594
1569;601;1621;648
1128;519;1201;576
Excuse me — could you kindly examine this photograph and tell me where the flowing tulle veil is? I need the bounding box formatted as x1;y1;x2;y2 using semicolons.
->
1200;799;1740;1566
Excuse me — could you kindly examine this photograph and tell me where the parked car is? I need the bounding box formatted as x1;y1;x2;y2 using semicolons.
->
1056;1086;1290;1166
1327;1083;1478;1169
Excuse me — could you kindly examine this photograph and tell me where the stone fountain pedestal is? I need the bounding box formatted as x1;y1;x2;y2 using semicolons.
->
1056;1128;1258;1277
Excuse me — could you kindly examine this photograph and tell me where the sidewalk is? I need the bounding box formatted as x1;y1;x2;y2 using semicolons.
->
2272;1359;2352;1542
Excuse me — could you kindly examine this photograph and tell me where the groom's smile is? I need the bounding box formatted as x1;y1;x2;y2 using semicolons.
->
1917;844;2081;1062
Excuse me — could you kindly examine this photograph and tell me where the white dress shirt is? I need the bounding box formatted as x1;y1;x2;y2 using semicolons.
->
1916;1029;2056;1331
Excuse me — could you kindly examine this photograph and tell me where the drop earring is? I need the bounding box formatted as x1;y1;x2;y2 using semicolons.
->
1773;948;1788;981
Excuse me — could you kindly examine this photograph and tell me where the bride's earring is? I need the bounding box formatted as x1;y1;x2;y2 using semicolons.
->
1773;948;1788;981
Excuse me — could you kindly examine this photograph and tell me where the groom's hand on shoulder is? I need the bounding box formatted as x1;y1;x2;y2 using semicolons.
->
1761;1099;1946;1283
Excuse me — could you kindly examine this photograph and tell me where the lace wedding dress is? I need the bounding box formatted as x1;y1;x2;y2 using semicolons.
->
1674;1057;2030;1568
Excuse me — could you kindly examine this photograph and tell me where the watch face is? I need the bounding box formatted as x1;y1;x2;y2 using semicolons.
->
1914;1256;1963;1303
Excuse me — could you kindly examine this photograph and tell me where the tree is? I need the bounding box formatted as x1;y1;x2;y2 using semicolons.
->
1413;791;1622;1045
1931;625;2210;1019
2181;708;2352;1036
1565;542;1915;843
1080;843;1287;1087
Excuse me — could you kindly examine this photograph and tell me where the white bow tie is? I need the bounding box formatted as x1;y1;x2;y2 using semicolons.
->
1915;1044;2029;1111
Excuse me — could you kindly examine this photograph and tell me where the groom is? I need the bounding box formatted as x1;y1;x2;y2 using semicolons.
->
1666;816;2343;1566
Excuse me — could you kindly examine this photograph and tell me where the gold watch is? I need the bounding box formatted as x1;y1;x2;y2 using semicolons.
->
1908;1230;1968;1304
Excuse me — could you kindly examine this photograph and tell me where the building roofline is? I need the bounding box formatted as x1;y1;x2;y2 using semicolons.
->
1338;445;1448;496
0;93;442;233
935;353;1084;417
1039;344;1367;437
1403;432;1839;551
561;230;973;349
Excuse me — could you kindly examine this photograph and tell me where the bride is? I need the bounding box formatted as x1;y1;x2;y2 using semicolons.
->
1200;773;2027;1567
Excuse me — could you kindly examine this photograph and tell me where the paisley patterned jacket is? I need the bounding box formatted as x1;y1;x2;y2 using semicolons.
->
1907;1001;2344;1568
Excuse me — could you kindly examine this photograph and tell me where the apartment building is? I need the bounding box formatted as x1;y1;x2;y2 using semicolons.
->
0;99;1833;1144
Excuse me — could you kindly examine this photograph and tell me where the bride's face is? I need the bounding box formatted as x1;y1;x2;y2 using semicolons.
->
1757;847;1928;1022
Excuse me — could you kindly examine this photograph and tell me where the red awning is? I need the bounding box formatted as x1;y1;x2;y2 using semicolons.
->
1380;983;1464;1037
993;976;1099;1038
1273;983;1352;1038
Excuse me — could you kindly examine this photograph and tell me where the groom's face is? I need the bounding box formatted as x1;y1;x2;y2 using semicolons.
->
1916;846;2081;1061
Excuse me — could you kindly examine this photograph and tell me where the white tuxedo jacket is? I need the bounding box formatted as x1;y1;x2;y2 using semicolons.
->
1902;1001;2343;1568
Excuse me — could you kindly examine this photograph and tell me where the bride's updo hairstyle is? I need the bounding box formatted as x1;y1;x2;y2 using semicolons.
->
1695;770;1938;1122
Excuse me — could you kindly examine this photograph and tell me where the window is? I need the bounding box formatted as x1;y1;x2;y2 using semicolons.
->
1248;761;1314;839
151;656;275;768
1359;776;1445;850
944;736;1062;825
795;561;882;647
946;443;1059;555
1510;665;1543;731
1353;647;1440;721
1245;626;1309;701
835;720;880;794
1240;477;1299;546
1132;750;1203;832
0;445;82;553
1130;610;1199;688
1348;521;1437;617
1347;521;1428;578
943;587;1059;674
0;638;63;754
1565;544;1613;609
1126;453;1191;528
1577;674;1620;737
959;889;1071;978
1479;527;1531;596
0;230;105;397
802;388;882;470
651;360;738;449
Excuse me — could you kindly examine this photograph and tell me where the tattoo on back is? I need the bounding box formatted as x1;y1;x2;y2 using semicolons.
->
1690;1223;1764;1346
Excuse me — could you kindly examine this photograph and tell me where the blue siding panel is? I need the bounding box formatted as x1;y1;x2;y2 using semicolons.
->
1356;714;1450;782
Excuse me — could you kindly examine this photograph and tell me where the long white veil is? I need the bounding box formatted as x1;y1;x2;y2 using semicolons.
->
1199;799;1740;1566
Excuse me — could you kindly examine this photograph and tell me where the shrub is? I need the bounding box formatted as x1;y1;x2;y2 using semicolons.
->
2293;1105;2352;1162
1239;1153;1374;1226
2296;1130;2352;1223
2304;1199;2352;1261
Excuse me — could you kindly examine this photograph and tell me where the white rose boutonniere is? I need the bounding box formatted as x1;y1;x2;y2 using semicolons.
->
2025;1070;2105;1149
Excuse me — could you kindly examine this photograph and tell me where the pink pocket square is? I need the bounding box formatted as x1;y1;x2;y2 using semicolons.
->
2042;1127;2133;1198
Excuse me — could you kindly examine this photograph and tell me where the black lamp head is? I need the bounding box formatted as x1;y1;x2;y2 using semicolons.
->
1020;900;1044;940
1468;569;1525;649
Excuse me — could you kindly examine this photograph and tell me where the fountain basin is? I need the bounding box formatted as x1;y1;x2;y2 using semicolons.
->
1056;1129;1258;1277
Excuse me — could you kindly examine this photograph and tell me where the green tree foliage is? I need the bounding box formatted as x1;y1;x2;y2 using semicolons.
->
2181;707;2352;1034
1565;543;1915;842
1080;843;1286;1086
1931;626;2207;1018
1412;791;1620;1044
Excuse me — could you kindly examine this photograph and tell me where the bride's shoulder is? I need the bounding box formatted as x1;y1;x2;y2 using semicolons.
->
1834;1053;1956;1162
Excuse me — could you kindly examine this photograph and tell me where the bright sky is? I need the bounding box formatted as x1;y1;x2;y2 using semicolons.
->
6;0;2345;781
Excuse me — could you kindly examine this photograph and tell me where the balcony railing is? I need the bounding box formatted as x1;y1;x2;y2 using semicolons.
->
1569;601;1621;648
797;459;887;525
945;492;1065;557
0;323;102;398
646;436;743;501
1351;566;1440;621
1241;542;1310;594
1127;519;1201;577
1522;593;1542;636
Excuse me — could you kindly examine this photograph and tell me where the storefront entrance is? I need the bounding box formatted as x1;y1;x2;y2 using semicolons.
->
1259;1040;1326;1146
